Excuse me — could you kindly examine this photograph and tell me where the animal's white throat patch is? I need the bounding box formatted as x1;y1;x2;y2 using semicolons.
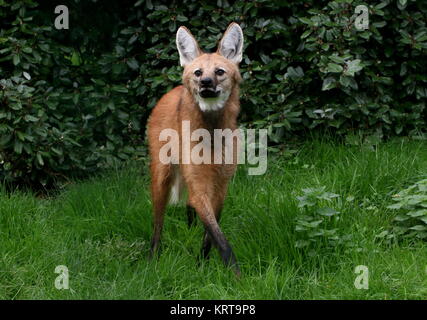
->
195;91;230;112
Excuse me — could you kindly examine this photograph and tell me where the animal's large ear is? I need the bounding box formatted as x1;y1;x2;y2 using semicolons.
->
176;26;201;67
217;22;244;64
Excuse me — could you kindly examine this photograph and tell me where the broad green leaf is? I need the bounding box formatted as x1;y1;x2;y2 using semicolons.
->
322;77;337;91
326;63;343;73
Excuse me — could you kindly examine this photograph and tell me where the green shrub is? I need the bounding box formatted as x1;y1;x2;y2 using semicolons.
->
1;0;426;188
379;178;427;242
1;0;145;188
295;186;351;252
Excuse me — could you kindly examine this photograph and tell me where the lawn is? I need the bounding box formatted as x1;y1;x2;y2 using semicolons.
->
1;138;426;299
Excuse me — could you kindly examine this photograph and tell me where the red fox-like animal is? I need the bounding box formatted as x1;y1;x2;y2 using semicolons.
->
147;23;244;275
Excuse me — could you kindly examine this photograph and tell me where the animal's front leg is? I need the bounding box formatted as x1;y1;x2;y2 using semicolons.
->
188;191;240;276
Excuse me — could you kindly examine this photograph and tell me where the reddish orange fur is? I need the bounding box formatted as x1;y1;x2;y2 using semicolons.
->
147;24;243;276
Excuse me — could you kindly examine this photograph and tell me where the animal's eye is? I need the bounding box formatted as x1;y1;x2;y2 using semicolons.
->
215;69;225;76
194;70;202;77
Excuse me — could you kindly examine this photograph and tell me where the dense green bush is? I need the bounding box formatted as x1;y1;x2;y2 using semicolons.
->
378;178;427;242
1;0;426;188
0;0;145;188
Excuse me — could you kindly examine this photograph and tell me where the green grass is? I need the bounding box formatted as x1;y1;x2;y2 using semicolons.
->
1;138;427;299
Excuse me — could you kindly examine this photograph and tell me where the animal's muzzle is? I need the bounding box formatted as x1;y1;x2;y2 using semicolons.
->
199;77;220;98
199;88;220;98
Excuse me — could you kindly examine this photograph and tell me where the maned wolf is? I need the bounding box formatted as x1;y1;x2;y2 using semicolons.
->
147;23;244;276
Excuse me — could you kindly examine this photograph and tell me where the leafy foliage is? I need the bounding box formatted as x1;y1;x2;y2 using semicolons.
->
379;179;427;241
0;0;145;188
295;186;351;251
1;0;427;188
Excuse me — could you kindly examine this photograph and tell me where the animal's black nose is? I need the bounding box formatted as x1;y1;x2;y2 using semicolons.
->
200;77;213;86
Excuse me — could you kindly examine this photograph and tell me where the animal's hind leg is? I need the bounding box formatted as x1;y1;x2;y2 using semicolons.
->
201;231;212;260
149;163;172;258
186;204;196;228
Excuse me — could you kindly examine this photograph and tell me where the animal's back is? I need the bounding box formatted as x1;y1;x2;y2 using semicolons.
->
147;85;184;160
148;85;183;135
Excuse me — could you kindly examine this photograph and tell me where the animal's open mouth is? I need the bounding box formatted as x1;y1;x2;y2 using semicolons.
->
199;88;220;98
